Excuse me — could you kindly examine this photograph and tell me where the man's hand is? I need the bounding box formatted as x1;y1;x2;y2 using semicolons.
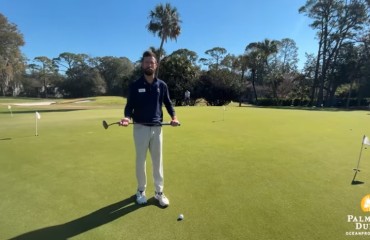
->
170;117;180;127
119;117;130;127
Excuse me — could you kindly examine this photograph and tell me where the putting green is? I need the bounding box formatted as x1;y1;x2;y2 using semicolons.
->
1;97;370;239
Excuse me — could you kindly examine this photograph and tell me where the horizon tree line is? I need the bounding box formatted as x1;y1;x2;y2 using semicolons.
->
1;0;369;108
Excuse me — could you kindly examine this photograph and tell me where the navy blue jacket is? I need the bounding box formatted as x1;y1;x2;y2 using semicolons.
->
124;76;175;125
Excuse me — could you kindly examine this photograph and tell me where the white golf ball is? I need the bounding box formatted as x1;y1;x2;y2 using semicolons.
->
178;214;184;220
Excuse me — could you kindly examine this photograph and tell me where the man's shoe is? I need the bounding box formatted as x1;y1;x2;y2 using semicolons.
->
155;192;169;207
136;190;147;205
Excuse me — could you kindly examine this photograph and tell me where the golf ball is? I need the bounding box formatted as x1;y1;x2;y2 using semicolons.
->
178;214;184;220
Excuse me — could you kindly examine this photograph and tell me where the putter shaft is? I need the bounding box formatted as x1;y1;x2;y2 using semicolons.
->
103;120;180;129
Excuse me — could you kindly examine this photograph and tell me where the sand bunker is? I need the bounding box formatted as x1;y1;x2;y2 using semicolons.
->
12;102;56;106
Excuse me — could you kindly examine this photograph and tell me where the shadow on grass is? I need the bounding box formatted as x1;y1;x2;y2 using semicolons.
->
211;120;224;123
9;195;164;240
0;109;88;115
240;105;370;112
0;136;39;141
351;180;365;185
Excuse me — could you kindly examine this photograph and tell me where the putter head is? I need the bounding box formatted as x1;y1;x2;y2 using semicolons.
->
102;120;109;129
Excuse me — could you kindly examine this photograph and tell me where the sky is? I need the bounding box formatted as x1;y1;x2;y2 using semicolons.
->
0;0;317;69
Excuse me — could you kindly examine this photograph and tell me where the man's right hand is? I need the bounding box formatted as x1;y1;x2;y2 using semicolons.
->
119;117;130;127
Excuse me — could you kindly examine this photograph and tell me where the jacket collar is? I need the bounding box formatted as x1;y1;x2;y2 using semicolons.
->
141;75;158;85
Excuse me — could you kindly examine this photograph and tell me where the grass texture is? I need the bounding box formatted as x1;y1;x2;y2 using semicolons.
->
1;97;370;240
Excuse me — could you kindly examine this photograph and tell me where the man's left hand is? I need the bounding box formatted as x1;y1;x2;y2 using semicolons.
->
170;118;180;127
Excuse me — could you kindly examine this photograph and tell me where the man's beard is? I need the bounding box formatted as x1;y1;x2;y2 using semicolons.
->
144;68;155;76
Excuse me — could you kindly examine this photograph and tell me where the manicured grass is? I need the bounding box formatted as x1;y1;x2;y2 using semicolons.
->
1;97;370;239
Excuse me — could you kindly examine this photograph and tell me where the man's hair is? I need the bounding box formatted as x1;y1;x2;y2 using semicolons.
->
142;50;157;62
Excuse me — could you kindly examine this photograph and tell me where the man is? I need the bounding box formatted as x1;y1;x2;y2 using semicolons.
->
120;50;180;207
184;90;190;106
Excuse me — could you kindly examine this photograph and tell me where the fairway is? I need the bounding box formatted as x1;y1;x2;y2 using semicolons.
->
1;98;370;240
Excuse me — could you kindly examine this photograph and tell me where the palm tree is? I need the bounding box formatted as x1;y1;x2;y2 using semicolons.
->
245;39;280;104
244;50;260;103
147;3;181;77
247;39;279;67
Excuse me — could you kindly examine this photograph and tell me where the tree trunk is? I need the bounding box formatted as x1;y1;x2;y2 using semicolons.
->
317;14;330;108
251;69;258;104
156;37;166;78
345;77;354;109
309;32;323;106
239;69;246;107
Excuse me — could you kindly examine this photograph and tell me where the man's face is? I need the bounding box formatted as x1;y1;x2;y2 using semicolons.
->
142;56;157;76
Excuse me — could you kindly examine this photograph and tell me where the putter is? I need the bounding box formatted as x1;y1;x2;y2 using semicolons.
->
102;120;120;129
102;120;180;129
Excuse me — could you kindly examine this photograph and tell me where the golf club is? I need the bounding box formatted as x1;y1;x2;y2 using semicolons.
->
102;120;120;129
102;120;180;129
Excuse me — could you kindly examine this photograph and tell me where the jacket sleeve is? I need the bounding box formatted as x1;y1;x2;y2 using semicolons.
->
124;83;134;118
163;83;175;118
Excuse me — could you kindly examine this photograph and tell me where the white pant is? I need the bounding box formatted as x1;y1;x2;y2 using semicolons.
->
133;125;163;193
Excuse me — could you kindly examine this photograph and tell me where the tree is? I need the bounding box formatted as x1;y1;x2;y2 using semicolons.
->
0;13;25;96
300;53;317;102
299;0;369;106
33;56;59;97
159;49;200;105
147;3;181;77
60;65;106;98
199;47;228;71
245;39;280;103
54;53;106;97
267;38;300;103
96;56;134;96
276;38;299;73
243;50;259;103
54;52;90;75
197;69;241;106
353;30;370;106
231;54;250;106
247;39;280;67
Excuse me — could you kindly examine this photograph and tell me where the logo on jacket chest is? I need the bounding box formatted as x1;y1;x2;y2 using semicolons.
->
138;87;160;94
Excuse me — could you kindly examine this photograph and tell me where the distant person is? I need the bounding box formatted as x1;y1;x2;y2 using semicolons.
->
184;90;191;106
120;50;180;207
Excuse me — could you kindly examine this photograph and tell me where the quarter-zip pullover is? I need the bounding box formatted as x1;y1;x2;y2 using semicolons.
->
124;76;175;125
